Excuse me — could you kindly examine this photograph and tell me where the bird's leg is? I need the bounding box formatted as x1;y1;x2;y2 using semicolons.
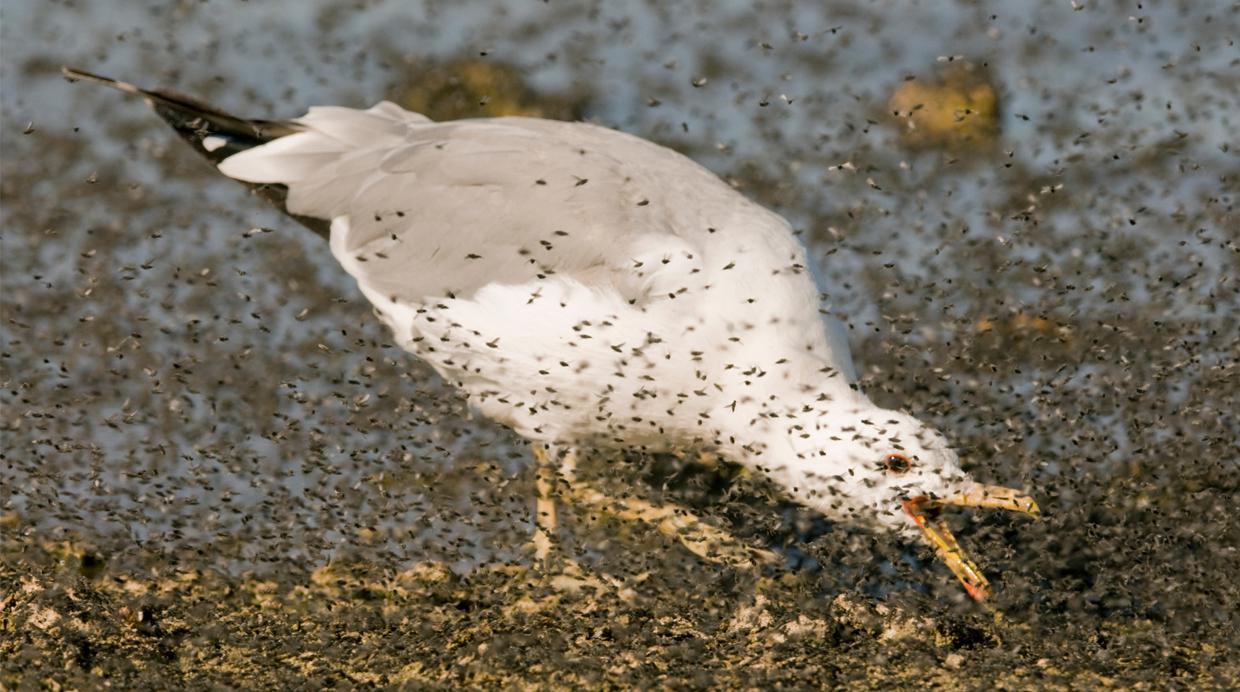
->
532;443;776;571
562;458;778;570
524;444;634;603
530;442;558;562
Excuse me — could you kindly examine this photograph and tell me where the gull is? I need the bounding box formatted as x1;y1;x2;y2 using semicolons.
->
64;67;1039;602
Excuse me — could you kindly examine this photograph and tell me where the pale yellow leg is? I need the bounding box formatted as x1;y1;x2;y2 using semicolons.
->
524;444;632;603
531;443;558;562
566;479;779;569
531;442;776;570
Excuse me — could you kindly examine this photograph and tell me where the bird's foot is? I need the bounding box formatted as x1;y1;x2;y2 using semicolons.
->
567;479;780;570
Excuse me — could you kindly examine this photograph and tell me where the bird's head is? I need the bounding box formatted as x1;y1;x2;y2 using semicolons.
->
783;405;1039;600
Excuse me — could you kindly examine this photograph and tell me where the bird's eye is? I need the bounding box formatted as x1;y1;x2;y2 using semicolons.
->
882;453;912;474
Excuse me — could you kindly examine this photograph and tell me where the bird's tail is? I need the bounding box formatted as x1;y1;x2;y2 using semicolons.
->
61;67;329;239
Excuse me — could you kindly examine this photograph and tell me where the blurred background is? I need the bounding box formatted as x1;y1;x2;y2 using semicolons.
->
3;0;1238;686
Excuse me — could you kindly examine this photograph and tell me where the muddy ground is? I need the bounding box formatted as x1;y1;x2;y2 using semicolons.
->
3;0;1239;688
4;537;1236;689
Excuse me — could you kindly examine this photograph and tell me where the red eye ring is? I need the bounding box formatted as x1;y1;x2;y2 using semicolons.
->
883;453;912;474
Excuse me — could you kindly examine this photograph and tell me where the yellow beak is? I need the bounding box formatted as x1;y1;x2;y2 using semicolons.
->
902;484;1040;601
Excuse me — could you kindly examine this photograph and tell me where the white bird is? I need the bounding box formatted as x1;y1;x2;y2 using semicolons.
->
65;67;1038;602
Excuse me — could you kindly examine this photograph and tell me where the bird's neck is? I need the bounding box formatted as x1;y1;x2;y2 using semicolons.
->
710;363;872;475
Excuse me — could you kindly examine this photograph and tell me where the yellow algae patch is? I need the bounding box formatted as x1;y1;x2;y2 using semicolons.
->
976;312;1073;341
399;58;585;121
889;62;999;148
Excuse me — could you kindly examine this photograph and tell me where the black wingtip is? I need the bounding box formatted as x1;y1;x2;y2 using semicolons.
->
61;67;143;95
61;65;300;167
62;65;296;149
62;66;329;241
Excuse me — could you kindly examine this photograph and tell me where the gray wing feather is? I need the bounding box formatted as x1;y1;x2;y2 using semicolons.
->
224;111;709;301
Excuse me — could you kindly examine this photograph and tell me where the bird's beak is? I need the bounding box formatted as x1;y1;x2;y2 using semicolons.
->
902;484;1040;601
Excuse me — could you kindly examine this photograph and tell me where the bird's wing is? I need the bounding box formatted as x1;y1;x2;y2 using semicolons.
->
218;101;861;385
219;105;737;304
